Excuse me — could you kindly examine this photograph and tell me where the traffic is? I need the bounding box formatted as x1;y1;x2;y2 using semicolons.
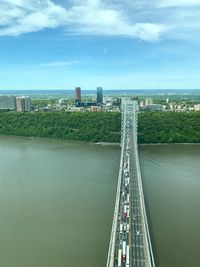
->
107;100;155;267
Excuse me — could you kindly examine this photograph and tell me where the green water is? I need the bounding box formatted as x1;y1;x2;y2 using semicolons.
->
1;137;200;267
0;136;120;267
139;144;200;267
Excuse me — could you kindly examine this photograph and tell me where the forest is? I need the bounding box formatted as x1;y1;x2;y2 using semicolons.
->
0;111;121;142
0;111;199;143
138;112;200;143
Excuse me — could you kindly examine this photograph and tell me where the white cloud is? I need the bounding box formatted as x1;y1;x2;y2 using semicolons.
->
0;0;199;42
0;0;67;36
0;0;165;41
32;60;79;68
63;0;165;41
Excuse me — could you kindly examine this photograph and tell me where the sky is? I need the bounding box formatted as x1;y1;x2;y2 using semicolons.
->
0;0;200;90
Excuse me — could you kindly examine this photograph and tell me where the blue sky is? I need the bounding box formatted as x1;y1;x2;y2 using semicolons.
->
0;0;200;90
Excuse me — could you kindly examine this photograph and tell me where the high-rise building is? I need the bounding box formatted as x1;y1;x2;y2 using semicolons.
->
0;95;16;110
75;87;81;107
16;96;31;112
96;87;103;106
145;98;153;106
75;87;81;101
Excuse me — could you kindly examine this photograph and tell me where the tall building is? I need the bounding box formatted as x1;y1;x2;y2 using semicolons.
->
16;96;31;112
145;98;153;106
96;87;103;106
0;95;16;110
75;87;81;101
75;87;81;107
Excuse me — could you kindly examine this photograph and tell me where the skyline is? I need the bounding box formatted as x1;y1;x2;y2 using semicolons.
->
0;0;200;90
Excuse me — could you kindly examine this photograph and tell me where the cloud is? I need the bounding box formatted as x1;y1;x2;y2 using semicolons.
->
32;60;79;68
0;0;67;36
0;0;165;42
64;0;165;41
0;0;199;42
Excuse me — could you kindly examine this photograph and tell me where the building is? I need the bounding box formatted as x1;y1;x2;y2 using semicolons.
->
194;104;200;111
145;98;153;106
0;95;16;110
139;100;145;108
90;106;101;112
16;96;31;112
96;87;103;106
75;87;81;107
58;98;66;105
144;104;163;111
112;98;121;106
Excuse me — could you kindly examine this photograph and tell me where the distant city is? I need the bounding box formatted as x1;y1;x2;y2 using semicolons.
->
0;88;200;113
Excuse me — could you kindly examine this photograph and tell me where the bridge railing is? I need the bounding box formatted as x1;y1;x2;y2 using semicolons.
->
131;100;155;266
134;139;155;267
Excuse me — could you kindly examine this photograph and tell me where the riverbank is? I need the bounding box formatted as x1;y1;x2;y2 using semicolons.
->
0;111;121;142
0;111;199;144
139;143;200;146
138;111;200;143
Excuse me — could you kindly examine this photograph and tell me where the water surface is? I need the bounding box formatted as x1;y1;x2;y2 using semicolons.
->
1;137;200;267
139;144;200;267
0;136;120;267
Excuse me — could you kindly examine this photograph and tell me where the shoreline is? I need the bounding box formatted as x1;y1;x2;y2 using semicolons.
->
95;142;120;146
139;143;200;146
0;135;199;146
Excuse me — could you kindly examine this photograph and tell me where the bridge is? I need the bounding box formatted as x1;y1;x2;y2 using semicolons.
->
106;100;155;267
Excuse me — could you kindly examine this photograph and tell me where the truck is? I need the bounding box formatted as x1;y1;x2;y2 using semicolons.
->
120;224;123;234
126;245;130;267
118;249;122;267
127;208;129;219
127;194;129;204
122;241;126;263
127;224;130;233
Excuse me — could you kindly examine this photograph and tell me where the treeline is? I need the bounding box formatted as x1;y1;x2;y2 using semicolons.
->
138;112;200;143
0;111;200;143
0;112;121;142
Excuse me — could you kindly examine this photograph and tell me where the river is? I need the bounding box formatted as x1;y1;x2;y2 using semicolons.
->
139;144;200;267
0;137;199;267
0;136;120;267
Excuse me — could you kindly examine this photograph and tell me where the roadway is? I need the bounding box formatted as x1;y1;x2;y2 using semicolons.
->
106;100;155;267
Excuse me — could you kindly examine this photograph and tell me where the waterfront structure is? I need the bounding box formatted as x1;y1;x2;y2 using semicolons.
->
96;87;103;106
107;99;155;267
75;87;82;107
0;95;16;110
16;96;31;112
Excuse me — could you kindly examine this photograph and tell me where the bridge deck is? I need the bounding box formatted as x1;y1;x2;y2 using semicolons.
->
106;100;155;267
